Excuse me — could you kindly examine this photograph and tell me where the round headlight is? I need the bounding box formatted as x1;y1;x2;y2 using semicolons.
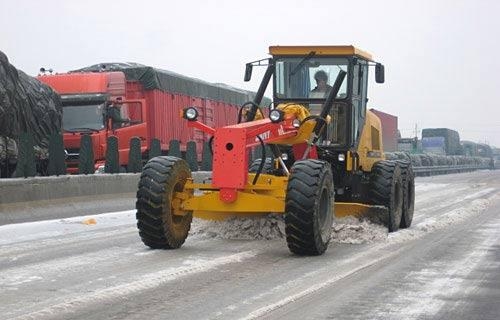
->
184;107;198;121
269;109;284;123
292;119;301;128
338;153;345;162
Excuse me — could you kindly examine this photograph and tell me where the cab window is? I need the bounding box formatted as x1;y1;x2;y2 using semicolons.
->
274;57;348;100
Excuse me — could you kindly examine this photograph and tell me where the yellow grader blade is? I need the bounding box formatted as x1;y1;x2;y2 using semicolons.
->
335;202;388;226
183;171;389;225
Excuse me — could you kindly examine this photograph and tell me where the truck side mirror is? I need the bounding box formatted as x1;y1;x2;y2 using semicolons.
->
375;63;385;83
244;63;253;82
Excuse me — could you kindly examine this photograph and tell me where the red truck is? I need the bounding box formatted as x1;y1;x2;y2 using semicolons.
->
370;108;398;152
38;63;261;173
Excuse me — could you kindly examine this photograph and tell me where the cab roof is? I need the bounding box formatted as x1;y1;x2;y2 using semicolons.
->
269;45;373;61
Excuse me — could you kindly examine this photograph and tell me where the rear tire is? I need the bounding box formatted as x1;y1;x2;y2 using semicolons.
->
136;156;193;249
370;161;403;232
397;160;415;228
284;159;334;255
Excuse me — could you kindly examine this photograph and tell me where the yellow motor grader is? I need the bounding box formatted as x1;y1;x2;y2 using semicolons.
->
136;45;415;255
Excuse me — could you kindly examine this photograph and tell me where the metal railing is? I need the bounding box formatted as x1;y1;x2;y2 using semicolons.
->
413;164;492;176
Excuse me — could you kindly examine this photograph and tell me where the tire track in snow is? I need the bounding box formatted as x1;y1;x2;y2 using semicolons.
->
370;221;500;319
229;196;497;320
7;250;257;320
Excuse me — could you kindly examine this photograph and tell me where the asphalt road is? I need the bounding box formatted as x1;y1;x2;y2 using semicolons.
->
1;170;499;320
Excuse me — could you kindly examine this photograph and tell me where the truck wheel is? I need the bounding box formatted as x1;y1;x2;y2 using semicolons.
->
397;160;415;228
370;161;403;232
249;158;273;173
284;159;334;255
136;156;193;249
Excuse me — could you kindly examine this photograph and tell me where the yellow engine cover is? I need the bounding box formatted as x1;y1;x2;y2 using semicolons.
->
356;109;385;171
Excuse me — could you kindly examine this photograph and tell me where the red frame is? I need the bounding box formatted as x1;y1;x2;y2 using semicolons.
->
187;117;314;203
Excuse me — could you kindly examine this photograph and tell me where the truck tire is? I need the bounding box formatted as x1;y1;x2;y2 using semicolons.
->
284;159;334;255
249;158;273;173
397;160;415;229
370;161;403;232
136;156;193;249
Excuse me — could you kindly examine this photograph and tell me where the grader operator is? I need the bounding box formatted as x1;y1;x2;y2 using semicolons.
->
135;45;415;256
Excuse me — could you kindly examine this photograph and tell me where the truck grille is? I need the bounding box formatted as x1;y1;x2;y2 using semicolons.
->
65;148;80;162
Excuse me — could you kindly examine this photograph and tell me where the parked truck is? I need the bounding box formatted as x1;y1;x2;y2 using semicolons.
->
421;128;461;155
398;137;420;153
370;108;398;152
38;63;266;173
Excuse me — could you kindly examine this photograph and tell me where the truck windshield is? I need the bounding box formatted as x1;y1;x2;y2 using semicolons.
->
63;104;105;131
274;57;349;100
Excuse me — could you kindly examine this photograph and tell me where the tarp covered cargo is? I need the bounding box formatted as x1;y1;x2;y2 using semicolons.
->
71;62;271;107
462;140;493;158
0;50;62;160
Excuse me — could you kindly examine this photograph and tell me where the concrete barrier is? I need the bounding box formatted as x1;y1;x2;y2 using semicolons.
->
0;174;140;225
0;172;212;225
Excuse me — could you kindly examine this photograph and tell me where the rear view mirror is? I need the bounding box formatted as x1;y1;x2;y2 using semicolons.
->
375;63;385;83
244;63;253;82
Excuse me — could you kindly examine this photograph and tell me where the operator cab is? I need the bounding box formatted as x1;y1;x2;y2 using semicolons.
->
269;46;383;150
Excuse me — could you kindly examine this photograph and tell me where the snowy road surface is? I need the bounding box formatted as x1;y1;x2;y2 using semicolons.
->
1;170;499;320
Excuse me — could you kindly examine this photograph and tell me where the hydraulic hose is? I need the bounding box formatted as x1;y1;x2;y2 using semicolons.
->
252;135;266;185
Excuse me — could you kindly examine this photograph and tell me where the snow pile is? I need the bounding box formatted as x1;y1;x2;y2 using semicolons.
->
331;217;388;244
190;215;286;240
190;214;388;244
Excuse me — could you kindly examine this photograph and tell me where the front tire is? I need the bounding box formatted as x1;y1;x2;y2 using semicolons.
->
136;156;193;249
284;160;334;256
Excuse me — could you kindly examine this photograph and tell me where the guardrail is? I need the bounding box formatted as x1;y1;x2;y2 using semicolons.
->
412;164;492;176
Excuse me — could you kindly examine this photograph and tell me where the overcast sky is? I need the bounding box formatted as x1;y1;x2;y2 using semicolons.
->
2;0;499;147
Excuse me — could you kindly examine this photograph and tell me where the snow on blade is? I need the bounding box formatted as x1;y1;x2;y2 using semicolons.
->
190;214;388;244
190;215;286;240
331;217;387;244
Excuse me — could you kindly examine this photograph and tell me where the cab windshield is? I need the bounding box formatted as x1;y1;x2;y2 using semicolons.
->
274;57;348;100
62;104;105;132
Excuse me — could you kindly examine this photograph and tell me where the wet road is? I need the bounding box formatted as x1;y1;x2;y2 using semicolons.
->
0;170;499;320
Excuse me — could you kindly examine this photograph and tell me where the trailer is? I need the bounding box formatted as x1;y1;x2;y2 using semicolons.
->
370;109;398;152
38;63;266;173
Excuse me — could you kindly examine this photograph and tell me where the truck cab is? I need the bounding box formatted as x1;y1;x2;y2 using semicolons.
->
38;71;147;173
268;46;379;154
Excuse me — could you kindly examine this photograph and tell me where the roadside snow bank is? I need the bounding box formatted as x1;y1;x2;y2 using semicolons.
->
0;210;136;246
416;198;490;232
388;197;493;244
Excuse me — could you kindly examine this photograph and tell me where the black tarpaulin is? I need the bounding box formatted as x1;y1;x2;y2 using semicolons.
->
0;50;62;159
71;62;270;107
